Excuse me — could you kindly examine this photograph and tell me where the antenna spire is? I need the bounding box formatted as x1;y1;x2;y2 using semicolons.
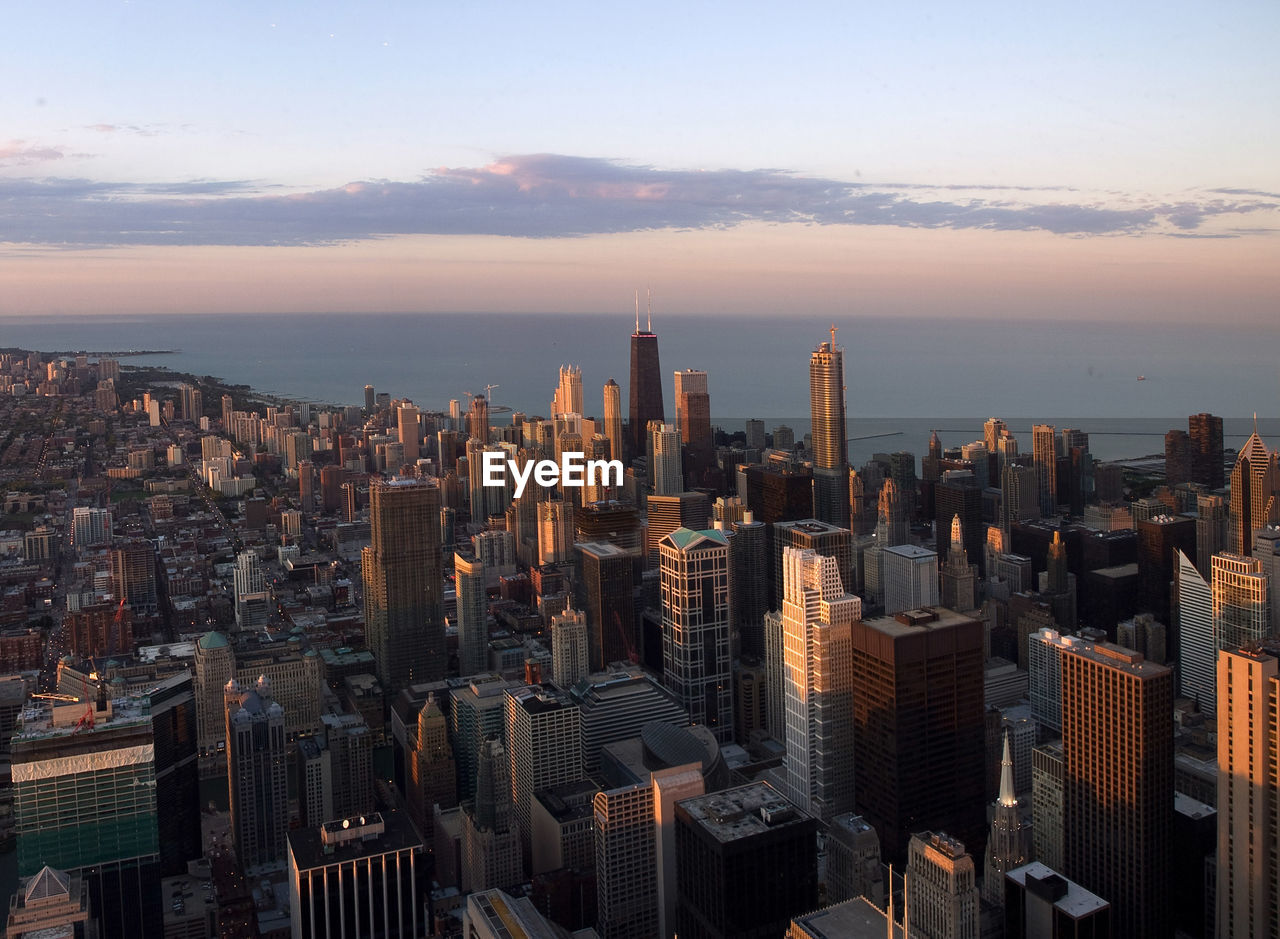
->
635;290;640;333
646;287;652;332
830;323;838;349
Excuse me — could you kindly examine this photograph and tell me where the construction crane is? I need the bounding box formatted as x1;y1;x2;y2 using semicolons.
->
31;693;79;703
71;702;95;733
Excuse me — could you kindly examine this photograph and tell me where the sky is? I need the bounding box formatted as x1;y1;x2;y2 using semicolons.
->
1;1;1277;321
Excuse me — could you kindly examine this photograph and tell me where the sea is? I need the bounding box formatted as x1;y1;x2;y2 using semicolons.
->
2;312;1278;464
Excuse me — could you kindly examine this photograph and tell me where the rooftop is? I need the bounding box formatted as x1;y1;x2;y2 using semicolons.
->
790;897;904;939
287;809;423;872
1006;862;1109;919
677;781;813;843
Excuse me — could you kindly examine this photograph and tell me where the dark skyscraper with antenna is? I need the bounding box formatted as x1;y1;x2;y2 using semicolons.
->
628;292;664;462
809;327;849;527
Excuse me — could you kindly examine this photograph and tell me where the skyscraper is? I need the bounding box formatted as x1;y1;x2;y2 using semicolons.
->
1177;549;1215;714
674;782;818;939
505;684;581;869
397;402;421;463
594;782;657;939
673;369;710;444
809;329;850;527
659;527;733;743
362;477;444;692
1213;552;1270;652
602;378;624;464
882;544;939;615
850;608;986;864
12;696;163;938
552;364;583;416
649;422;683;495
550;608;589;687
226;676;288;871
904;831;980;939
455;551;489;677
1032;424;1057;516
1189;412;1224;490
982;732;1033;906
1229;424;1278;555
1062;641;1173;938
576;541;638;670
462;737;523;892
1216;643;1280;939
728;512;769;658
940;516;978;612
628;304;664;462
780;547;860;820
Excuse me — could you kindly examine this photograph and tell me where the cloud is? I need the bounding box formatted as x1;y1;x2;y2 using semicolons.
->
1;154;1276;247
0;140;64;165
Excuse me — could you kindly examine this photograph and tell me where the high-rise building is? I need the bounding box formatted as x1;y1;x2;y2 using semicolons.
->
409;694;456;841
505;684;581;868
111;538;158;616
1032;424;1057;516
455;552;489;678
649;422;683;496
4;866;94;939
553;364;583;417
825;813;884;907
450;676;521;801
674;782;818;939
1216;643;1280;939
594;782;657;939
780;547;860;820
1030;741;1064;873
882;544;939;615
462;737;523;892
362;477;444;692
576;541;638;670
233;549;270;630
771;518;855;613
940;515;978;612
287;810;425;939
148;674;202;877
1137;514;1195;628
904;831;980;939
628;308;664;463
1177;549;1215;715
1229;424;1277;555
397;402;421;463
850;608;986;864
982;732;1033;906
645;491;710;567
550;608;589;688
1189;412;1224;490
226;676;288;870
12;696;163;938
70;506;111;552
364;384;375;413
468;394;491;444
538;499;573;565
936;469;984;576
1213;552;1270;651
1003;863;1111;939
603;378;624;464
1061;641;1173;938
809;331;849;528
673;368;712;445
1000;463;1039;535
659;528;732;743
728;512;769;657
1165;428;1192;486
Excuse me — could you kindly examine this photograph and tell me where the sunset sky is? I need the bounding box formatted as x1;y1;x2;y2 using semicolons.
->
2;1;1277;321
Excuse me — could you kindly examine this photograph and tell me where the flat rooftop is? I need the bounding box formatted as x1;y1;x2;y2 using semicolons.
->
678;781;812;844
287;809;422;873
1007;861;1109;919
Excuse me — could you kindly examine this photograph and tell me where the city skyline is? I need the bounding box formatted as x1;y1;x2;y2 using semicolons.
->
2;3;1277;320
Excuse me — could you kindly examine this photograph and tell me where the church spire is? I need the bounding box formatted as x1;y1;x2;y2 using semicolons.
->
998;730;1017;808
